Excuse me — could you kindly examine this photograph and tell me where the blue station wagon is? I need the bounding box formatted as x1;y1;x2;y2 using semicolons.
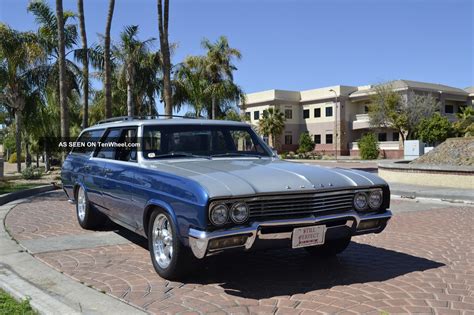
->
61;116;392;279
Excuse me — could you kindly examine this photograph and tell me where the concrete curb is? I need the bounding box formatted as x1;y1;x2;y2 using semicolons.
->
0;191;146;314
0;184;59;206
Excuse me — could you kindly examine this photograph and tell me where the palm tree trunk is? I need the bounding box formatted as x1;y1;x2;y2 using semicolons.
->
78;0;89;128
15;110;22;173
104;0;115;119
56;0;69;155
211;96;216;120
158;0;173;118
44;139;50;172
126;69;134;117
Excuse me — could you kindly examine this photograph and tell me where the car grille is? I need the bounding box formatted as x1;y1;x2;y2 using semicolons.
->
247;190;355;219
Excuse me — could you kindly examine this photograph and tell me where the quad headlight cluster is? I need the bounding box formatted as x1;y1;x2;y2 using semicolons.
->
353;189;383;211
209;202;249;226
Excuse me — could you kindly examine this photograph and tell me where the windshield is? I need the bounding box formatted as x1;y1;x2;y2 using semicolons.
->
142;124;272;159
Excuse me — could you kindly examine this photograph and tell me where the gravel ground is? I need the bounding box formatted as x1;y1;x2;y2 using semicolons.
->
410;137;474;166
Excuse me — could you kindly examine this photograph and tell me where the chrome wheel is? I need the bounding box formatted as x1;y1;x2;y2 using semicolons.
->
152;214;174;269
77;187;86;222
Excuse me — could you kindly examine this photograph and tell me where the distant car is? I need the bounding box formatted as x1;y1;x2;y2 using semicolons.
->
61;116;392;279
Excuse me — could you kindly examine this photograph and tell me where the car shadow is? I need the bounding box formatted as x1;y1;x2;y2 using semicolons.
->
108;222;444;299
184;243;444;299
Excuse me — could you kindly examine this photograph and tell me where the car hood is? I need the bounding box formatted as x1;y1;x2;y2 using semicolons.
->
142;158;387;198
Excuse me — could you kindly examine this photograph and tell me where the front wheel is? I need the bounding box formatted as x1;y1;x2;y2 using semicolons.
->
148;211;194;280
76;186;106;229
304;236;351;257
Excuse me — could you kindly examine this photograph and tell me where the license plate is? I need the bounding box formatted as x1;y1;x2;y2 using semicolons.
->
292;225;326;248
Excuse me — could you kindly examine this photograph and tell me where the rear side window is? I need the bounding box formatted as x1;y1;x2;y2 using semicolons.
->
95;129;122;159
95;127;138;161
72;129;104;156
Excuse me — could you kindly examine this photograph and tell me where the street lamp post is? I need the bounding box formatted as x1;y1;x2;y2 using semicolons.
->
329;89;338;161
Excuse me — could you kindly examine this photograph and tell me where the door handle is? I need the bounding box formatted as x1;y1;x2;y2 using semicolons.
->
84;165;91;171
104;168;112;174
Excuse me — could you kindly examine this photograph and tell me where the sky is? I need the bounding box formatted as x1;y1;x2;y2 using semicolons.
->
1;0;473;114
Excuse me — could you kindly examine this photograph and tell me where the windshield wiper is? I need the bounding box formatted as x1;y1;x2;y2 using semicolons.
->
153;152;210;159
210;153;262;159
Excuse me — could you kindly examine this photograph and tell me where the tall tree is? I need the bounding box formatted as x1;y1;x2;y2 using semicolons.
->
114;25;156;117
0;24;42;172
157;0;173;118
104;0;115;118
368;83;440;145
56;0;69;143
77;0;88;128
258;107;286;150
201;36;242;119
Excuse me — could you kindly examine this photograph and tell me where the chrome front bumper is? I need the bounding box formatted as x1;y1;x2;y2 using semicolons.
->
188;210;392;259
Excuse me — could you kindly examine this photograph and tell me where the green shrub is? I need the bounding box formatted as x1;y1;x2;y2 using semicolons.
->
357;133;379;160
21;167;43;180
417;113;453;145
8;152;25;164
297;132;315;154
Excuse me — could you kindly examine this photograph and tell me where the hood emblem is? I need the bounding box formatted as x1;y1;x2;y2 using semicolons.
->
328;182;334;187
285;185;291;189
300;185;305;189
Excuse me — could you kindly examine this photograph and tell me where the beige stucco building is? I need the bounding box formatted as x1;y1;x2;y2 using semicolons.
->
243;80;474;158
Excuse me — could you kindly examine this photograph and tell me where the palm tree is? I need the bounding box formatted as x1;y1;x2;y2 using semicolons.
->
157;0;172;118
27;1;81;133
175;54;245;119
104;0;115;118
201;36;242;119
258;108;286;150
77;0;89;128
114;25;156;117
56;0;69;143
174;56;210;117
0;24;43;172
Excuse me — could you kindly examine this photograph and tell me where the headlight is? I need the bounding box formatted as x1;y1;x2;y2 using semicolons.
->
209;203;228;226
354;192;368;210
368;190;383;209
230;202;249;224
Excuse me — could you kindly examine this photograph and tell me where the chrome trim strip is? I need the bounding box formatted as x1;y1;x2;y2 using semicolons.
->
188;210;392;259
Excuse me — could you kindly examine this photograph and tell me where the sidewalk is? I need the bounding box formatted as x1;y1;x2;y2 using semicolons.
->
0;197;146;315
389;182;474;203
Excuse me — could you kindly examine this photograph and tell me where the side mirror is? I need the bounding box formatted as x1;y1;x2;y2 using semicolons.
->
271;148;278;157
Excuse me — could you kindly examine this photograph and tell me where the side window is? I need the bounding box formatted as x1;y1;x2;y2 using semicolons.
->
72;129;104;156
116;128;138;162
95;129;122;159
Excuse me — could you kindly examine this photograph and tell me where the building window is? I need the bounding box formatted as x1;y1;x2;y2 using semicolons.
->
303;109;310;119
326;134;333;144
378;133;387;142
284;135;293;145
325;106;333;117
253;111;260;120
285;109;293;119
393;132;399;142
364;105;369;113
314;108;321;118
314;134;321;144
445;105;454;114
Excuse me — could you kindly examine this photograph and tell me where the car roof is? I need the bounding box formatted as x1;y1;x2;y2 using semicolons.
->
84;118;250;132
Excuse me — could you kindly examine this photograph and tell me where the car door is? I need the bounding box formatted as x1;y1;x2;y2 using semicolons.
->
69;129;106;208
96;127;140;227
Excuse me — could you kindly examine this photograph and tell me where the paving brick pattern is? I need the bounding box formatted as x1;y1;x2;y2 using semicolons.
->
5;192;474;314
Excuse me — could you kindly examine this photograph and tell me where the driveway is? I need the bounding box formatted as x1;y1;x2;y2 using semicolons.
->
5;191;474;314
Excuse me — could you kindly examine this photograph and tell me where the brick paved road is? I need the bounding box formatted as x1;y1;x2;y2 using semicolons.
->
5;192;474;314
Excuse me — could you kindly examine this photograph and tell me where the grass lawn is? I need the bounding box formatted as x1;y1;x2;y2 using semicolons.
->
0;183;43;195
0;289;37;314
